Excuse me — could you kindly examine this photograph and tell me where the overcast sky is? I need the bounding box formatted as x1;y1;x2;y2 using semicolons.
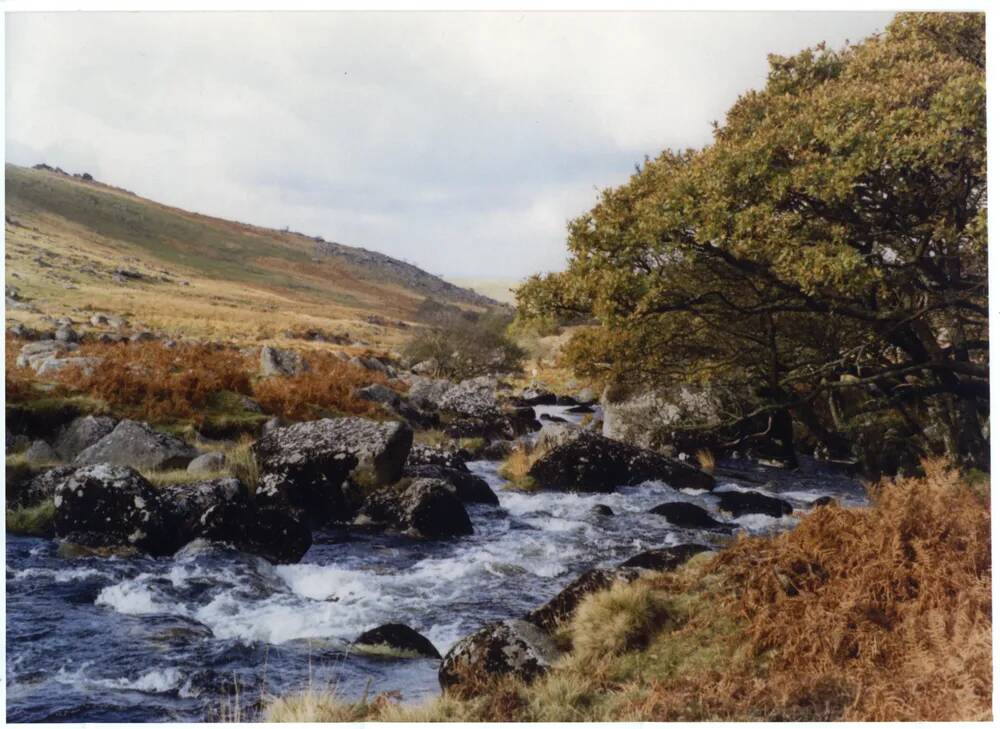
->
6;11;894;280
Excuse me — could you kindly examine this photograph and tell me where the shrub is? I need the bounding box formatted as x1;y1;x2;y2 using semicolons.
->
403;308;525;380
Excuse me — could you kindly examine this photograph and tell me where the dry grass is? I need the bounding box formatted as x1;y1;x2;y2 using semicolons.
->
47;340;253;422
260;460;991;722
252;350;400;421
695;448;716;474
497;442;546;491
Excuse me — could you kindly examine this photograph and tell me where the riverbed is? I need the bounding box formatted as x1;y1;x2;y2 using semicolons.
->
5;408;867;722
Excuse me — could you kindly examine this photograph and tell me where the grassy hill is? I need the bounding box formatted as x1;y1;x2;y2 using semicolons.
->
4;164;497;347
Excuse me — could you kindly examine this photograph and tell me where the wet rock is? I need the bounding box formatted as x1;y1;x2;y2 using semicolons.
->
354;623;441;659
716;490;793;518
810;495;837;509
259;346;306;377
363;478;473;538
539;413;567;424
440;619;561;690
160;477;249;546
200;500;312;565
524;567;644;633
529;430;715;493
566;403;595;414
187;451;226;474
74;420;198;471
406;443;468;471
619;543;712;571
403;464;499;506
24;439;58;466
648;501;731;531
590;503;614;517
53;464;174;555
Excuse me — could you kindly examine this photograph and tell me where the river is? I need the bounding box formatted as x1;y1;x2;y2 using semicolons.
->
5;406;867;722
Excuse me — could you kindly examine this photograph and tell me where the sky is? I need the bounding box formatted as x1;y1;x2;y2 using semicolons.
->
6;11;894;280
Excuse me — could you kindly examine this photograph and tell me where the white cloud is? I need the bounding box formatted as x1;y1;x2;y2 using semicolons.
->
6;10;894;277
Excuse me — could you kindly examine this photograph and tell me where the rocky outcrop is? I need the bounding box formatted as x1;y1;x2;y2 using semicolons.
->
53;464;174;556
405;376;452;411
259;346;306;377
439;376;500;418
648;501;732;531
16;340;76;371
439;619;561;691
362;478;473;538
253;417;413;524
619;543;712;571
356;383;437;428
524;567;644;633
528;430;715;493
403;464;499;506
54;415;118;461
716;490;793;518
74;420;198;471
354;623;441;659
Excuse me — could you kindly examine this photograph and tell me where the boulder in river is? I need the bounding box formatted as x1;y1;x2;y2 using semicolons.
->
363;478;473;538
199;499;312;565
590;504;614;517
619;543;712;571
648;501;732;531
528;430;715;493
716;490;793;518
254;417;412;523
403;463;499;506
524;566;644;633
53;464;174;556
160;477;250;546
439;619;561;691
354;623;441;659
74;420;198;471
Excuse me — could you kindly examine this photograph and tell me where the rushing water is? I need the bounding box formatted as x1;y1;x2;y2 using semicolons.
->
5;407;867;722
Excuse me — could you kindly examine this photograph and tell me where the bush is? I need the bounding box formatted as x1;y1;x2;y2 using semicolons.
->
7;500;56;537
403;307;525;380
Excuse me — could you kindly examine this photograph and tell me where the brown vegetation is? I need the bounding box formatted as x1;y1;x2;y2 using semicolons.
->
252;351;400;421
263;461;991;722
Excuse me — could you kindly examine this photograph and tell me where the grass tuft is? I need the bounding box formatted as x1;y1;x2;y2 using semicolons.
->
7;500;56;536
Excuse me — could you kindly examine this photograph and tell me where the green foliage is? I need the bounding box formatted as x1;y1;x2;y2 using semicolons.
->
517;13;987;470
403;303;526;380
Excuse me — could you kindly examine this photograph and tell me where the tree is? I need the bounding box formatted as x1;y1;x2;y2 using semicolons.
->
518;13;987;470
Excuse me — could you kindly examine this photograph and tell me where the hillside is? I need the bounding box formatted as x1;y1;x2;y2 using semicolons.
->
4;163;498;347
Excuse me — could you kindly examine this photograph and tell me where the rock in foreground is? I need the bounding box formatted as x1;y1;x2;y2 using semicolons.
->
439;619;561;691
354;623;441;659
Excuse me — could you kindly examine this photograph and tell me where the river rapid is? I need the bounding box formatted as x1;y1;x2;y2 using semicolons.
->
6;406;867;722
